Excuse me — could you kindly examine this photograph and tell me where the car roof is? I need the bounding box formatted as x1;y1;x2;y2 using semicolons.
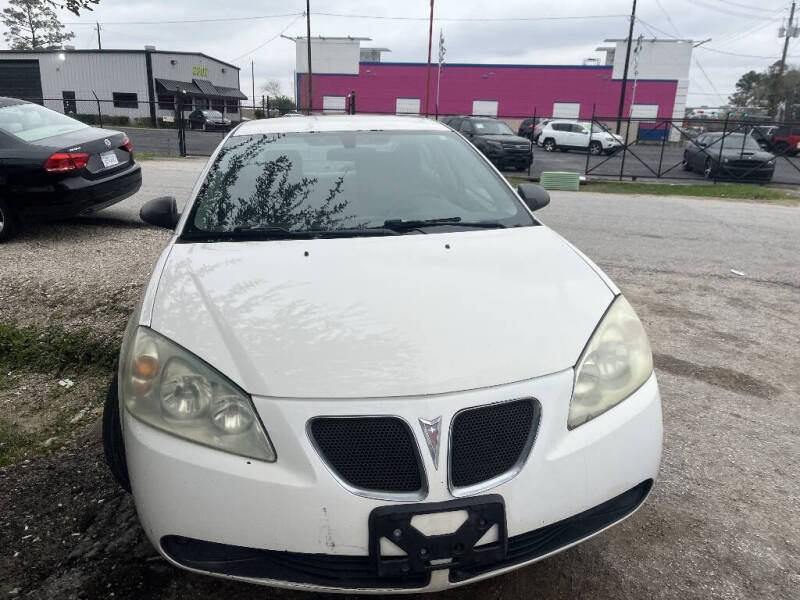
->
234;114;450;136
0;97;30;108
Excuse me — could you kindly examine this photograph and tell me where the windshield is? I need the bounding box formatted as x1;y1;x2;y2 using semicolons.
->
472;120;514;135
0;103;88;142
183;130;533;239
709;134;762;151
203;110;223;118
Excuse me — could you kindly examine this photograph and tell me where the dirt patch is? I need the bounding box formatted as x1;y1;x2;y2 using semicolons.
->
653;353;779;399
642;300;712;322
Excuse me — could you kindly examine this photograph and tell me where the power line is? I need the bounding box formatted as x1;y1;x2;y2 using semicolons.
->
695;0;785;15
228;13;304;63
685;0;784;20
315;11;629;22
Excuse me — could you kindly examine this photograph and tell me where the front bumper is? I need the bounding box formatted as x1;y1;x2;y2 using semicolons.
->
716;164;775;180
11;161;142;222
125;369;662;593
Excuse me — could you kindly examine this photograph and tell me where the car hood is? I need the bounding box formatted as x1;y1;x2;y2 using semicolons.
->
149;227;613;398
479;134;531;144
718;148;774;160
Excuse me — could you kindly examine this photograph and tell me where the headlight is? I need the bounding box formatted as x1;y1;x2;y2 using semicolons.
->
486;140;503;149
568;296;653;429
120;326;276;461
722;157;730;163
767;158;776;166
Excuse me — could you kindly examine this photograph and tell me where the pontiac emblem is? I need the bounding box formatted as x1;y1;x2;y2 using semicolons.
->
419;417;442;469
104;138;112;148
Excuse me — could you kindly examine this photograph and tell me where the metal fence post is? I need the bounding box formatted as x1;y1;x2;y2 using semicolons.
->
716;114;729;185
585;104;596;177
618;114;631;181
92;91;103;128
657;118;668;177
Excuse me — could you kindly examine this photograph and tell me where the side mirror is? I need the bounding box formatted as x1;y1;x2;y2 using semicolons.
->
517;183;550;212
140;196;179;229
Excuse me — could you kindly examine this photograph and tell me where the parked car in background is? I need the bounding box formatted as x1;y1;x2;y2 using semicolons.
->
767;125;799;156
538;120;623;155
446;116;533;171
104;114;661;594
682;132;775;181
517;118;553;142
0;97;142;242
188;109;231;131
750;125;776;151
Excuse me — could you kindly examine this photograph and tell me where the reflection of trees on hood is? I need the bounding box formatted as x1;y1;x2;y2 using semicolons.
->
196;136;350;231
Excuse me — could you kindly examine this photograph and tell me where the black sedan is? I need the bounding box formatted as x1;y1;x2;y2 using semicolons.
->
187;109;231;131
682;132;776;181
0;97;142;241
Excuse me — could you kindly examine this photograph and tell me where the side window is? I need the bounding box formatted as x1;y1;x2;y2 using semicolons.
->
460;120;474;134
571;124;587;133
552;123;566;132
791;128;800;136
775;126;789;137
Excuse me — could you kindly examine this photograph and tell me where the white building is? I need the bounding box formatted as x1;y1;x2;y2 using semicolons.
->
0;48;246;125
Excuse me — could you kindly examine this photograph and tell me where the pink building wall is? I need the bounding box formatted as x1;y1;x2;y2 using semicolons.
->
298;63;678;119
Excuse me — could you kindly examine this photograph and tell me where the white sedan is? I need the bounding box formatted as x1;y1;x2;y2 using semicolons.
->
103;115;662;593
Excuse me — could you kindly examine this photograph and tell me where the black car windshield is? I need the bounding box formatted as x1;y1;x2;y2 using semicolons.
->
0;103;88;142
707;133;762;151
182;130;534;239
471;120;514;135
203;110;223;118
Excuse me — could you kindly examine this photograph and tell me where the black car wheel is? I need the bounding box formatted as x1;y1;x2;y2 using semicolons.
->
589;141;602;155
682;152;692;171
703;158;715;179
103;373;131;492
0;196;18;243
542;138;556;152
774;141;790;156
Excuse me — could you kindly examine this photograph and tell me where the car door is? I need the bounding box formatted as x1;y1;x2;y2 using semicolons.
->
571;123;590;149
549;123;567;145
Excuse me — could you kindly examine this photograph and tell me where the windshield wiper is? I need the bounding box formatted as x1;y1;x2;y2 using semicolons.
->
383;217;507;232
230;225;400;238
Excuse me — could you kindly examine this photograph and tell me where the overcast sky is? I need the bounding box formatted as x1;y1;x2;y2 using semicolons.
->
11;0;798;106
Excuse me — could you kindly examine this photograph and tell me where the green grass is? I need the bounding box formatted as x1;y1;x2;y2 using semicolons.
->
0;410;78;467
502;175;800;205
581;181;800;204
0;322;118;376
135;151;173;160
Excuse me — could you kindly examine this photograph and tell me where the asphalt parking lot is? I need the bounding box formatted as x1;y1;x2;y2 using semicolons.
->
1;158;798;599
124;125;800;185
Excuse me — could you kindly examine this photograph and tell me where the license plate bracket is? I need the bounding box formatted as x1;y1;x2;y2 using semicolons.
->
368;495;507;578
100;151;119;168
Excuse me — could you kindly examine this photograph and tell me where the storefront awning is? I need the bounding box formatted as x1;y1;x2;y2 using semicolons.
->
155;78;245;100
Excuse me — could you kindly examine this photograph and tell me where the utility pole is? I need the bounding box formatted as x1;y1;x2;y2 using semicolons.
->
424;0;435;117
777;0;797;119
306;1;313;114
251;61;255;113
96;22;101;49
616;0;637;134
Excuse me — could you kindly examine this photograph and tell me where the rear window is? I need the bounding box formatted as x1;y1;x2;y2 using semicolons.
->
0;102;88;142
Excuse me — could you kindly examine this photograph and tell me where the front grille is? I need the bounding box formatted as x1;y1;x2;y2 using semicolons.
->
309;417;424;494
502;142;530;151
450;399;540;489
450;479;653;582
161;535;429;589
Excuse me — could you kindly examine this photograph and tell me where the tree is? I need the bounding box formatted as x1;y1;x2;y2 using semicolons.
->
261;79;283;97
48;0;99;16
2;0;75;50
729;70;764;107
270;96;297;114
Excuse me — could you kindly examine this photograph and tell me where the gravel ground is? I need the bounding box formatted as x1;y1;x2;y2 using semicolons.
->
1;159;798;599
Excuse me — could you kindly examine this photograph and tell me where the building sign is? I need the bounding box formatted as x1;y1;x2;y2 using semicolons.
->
192;66;209;77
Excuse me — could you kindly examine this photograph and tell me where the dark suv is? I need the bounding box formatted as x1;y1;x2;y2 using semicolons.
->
443;116;533;171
